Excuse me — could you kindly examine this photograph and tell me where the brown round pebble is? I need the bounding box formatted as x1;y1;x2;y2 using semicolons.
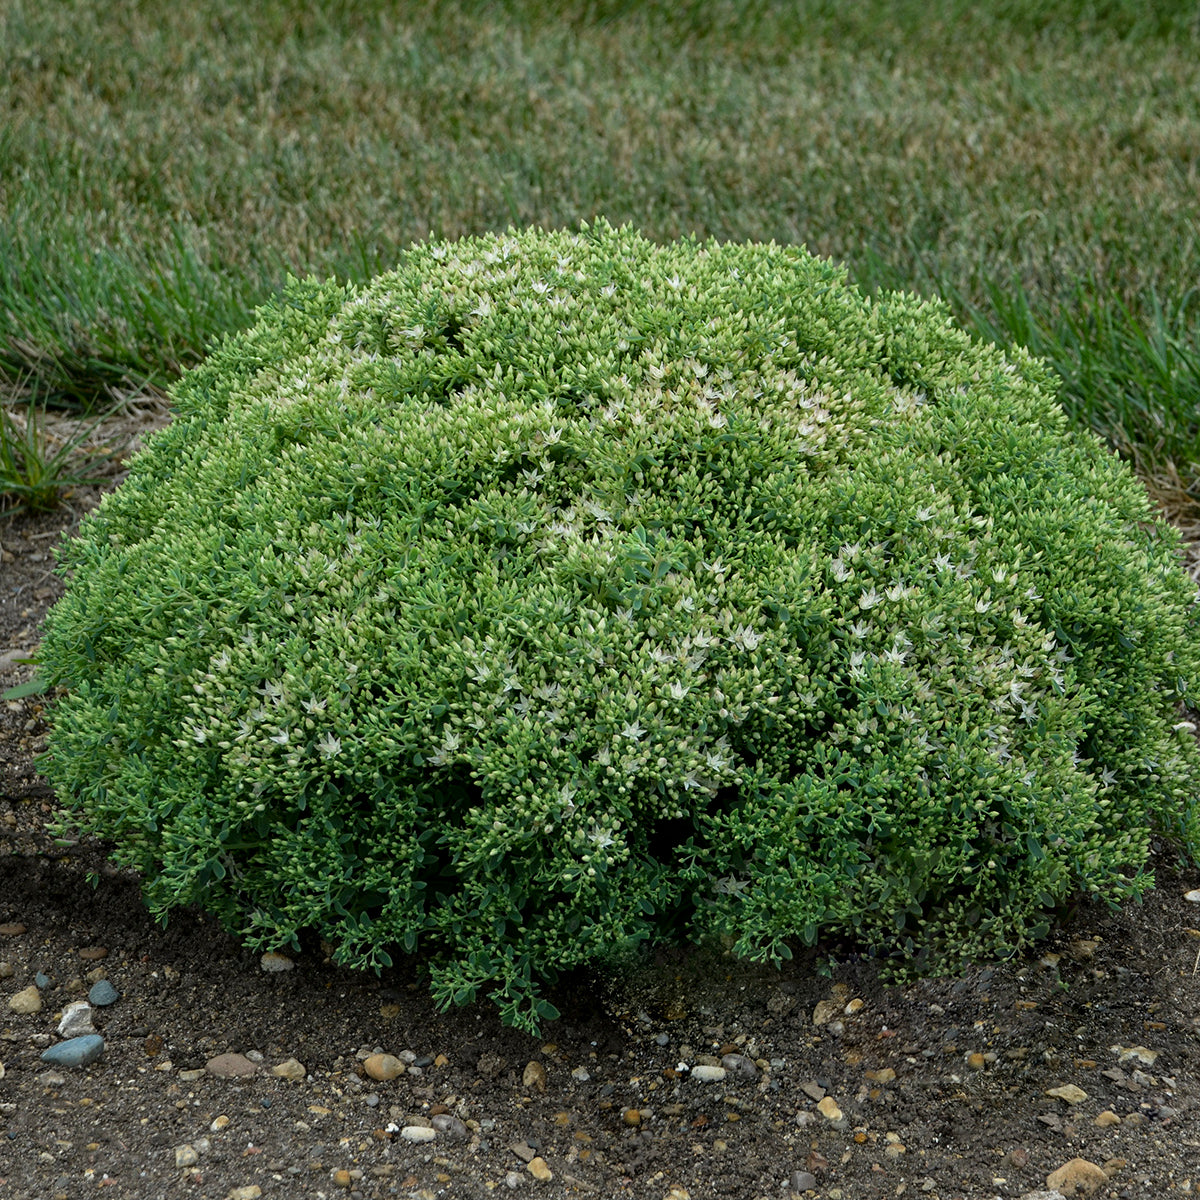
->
205;1053;258;1078
78;946;108;961
363;1053;405;1082
523;1060;548;1092
271;1057;306;1081
622;1108;642;1127
527;1157;553;1182
0;924;27;937
8;984;41;1015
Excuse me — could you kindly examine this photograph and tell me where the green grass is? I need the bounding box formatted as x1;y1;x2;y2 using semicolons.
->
0;385;121;513
1;0;1198;509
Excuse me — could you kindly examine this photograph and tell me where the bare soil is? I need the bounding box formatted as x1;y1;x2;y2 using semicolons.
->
2;462;1200;1200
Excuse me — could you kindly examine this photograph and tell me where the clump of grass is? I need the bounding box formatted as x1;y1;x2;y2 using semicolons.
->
0;221;263;410
967;280;1200;498
0;390;123;513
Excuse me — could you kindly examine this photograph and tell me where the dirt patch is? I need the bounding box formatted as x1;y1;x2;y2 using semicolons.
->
3;469;1200;1200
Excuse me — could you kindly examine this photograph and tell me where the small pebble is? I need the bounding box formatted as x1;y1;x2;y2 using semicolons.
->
400;1123;439;1142
721;1053;759;1081
8;985;42;1014
363;1053;405;1082
78;946;108;961
523;1061;548;1092
175;1144;199;1167
691;1065;726;1083
206;1053;258;1078
211;1116;231;1131
271;1058;306;1081
431;1113;468;1140
34;972;51;990
527;1157;553;1182
57;1001;96;1038
0;924;26;937
812;999;839;1026
505;1172;524;1190
260;952;294;973
1046;1157;1109;1195
87;980;120;1007
817;1096;844;1122
399;1125;437;1143
790;1170;818;1192
40;1035;105;1068
1115;1045;1158;1066
0;962;13;979
227;1188;262;1200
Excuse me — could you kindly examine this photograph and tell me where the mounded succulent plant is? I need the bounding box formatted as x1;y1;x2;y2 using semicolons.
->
37;221;1200;1029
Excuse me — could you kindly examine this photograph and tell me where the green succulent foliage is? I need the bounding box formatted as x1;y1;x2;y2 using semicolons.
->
37;221;1200;1031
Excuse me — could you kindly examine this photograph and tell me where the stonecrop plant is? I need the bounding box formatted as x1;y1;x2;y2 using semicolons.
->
37;221;1200;1030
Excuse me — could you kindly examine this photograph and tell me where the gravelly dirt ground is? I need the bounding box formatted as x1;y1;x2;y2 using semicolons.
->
3;478;1200;1200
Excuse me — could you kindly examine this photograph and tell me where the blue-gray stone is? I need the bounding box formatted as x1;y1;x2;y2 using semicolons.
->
41;1035;105;1068
35;972;51;989
88;980;120;1007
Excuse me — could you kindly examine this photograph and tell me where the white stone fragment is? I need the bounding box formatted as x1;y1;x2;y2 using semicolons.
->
399;1125;437;1143
57;1001;96;1038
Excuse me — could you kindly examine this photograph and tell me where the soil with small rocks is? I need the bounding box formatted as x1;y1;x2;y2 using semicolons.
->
4;483;1200;1200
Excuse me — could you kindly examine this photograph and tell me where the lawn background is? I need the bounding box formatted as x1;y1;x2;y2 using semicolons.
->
1;0;1198;519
